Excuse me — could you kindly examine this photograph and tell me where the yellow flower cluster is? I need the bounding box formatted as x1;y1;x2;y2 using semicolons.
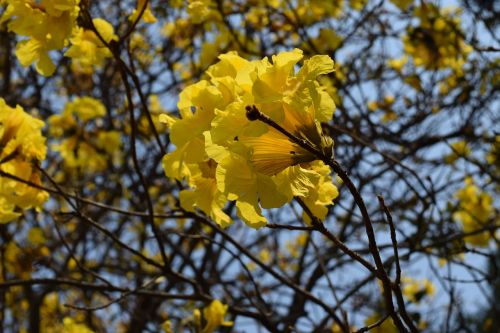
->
291;0;344;25
199;300;233;333
0;98;48;223
367;95;398;123
364;313;397;333
0;0;80;75
49;97;122;177
444;140;471;164
401;276;435;304
453;177;494;247
162;49;338;228
0;0;120;76
55;317;94;333
403;4;472;70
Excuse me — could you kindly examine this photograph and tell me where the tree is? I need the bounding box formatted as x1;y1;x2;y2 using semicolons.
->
0;0;498;332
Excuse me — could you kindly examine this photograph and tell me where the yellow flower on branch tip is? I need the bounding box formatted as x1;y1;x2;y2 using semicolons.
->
129;0;157;24
162;49;338;227
453;177;494;247
201;300;233;333
65;18;118;72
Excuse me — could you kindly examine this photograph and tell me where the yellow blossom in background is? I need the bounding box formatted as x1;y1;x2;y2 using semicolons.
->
367;95;398;122
292;0;343;25
486;135;500;170
286;233;308;258
403;4;472;70
65;18;118;73
444;140;471;164
187;1;209;24
453;177;494;247
258;248;271;264
404;74;422;91
55;317;94;333
130;32;154;66
301;162;339;223
201;300;233;333
27;227;46;246
66;96;107;121
129;0;157;24
1;0;80;76
311;28;343;53
387;56;408;72
402;276;435;303
349;0;368;11
365;313;397;333
161;320;173;333
0;98;48;223
390;0;413;11
49;97;122;176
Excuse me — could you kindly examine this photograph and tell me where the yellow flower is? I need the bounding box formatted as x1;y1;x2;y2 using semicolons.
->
52;139;107;172
311;28;343;53
1;0;79;76
444;140;471;164
0;98;48;222
387;56;408;71
179;160;232;228
301;162;339;223
65;96;106;121
49;97;120;176
390;0;413;11
161;320;173;333
350;0;368;11
402;276;435;303
0;99;46;161
201;300;233;333
403;4;471;70
187;1;210;24
0;197;21;223
365;313;397;333
486;135;500;169
65;18;118;73
163;49;338;228
291;0;343;25
453;177;494;247
57;317;94;333
27;227;46;246
129;0;157;24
